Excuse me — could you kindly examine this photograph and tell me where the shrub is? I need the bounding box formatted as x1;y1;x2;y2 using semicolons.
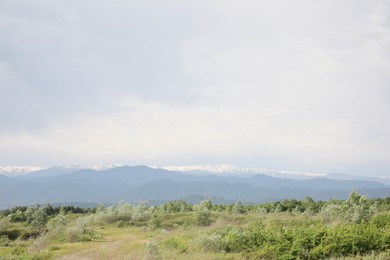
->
19;229;40;240
0;229;21;240
193;208;211;226
29;208;48;233
162;200;192;213
0;235;10;246
195;225;245;253
244;220;268;245
370;213;390;229
195;232;224;252
116;220;127;228
29;233;49;253
65;216;97;243
144;242;160;259
232;201;245;214
163;237;188;253
340;189;376;224
148;214;162;230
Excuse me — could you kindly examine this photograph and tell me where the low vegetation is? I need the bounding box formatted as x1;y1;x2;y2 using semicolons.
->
0;190;389;259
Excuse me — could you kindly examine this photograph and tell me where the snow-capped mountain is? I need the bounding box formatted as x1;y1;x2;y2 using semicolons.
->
0;166;47;176
84;163;125;171
0;163;124;177
2;163;389;185
160;164;326;179
56;163;125;171
160;164;390;184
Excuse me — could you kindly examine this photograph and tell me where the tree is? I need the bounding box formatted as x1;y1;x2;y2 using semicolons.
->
232;201;245;214
341;189;376;223
148;214;161;230
199;200;212;210
194;208;211;226
29;207;48;233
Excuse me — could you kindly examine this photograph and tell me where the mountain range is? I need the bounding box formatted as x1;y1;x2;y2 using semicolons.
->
162;164;390;184
0;165;389;209
2;164;390;183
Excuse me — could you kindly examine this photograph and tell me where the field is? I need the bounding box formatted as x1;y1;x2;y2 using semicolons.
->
1;190;390;259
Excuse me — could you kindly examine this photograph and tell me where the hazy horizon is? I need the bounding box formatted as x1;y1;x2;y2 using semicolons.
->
1;1;389;176
1;163;390;179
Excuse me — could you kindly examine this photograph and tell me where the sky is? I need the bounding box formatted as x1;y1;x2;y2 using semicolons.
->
0;0;389;176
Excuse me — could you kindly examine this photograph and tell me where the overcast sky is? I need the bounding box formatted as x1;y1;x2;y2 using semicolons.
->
0;0;389;176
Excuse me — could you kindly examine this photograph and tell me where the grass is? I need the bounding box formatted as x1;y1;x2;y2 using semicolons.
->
0;213;364;259
31;218;249;259
1;195;389;259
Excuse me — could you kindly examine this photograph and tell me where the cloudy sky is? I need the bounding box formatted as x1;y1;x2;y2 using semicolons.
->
0;0;389;176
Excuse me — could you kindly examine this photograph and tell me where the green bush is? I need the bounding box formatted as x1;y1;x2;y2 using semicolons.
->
0;235;10;246
163;237;188;253
194;217;390;259
144;242;160;259
195;232;224;252
370;213;390;229
193;208;212;226
148;214;162;230
0;229;21;240
19;229;40;240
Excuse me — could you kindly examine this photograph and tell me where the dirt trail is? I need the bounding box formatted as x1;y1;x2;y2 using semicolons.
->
57;235;149;260
58;240;126;260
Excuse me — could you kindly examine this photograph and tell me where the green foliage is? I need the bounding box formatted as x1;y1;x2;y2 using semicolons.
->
9;209;27;222
65;216;97;242
0;229;21;241
0;191;389;259
193;208;212;226
195;200;212;219
29;207;48;233
195;232;224;252
19;229;40;240
195;216;390;259
341;189;376;223
370;213;390;229
0;235;10;246
92;202;134;224
144;242;161;259
232;201;245;214
162;200;192;213
163;237;188;253
321;189;376;224
196;225;244;253
197;199;212;211
243;220;270;250
156;212;192;229
148;214;162;230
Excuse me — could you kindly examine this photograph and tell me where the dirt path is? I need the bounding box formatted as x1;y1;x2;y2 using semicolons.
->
57;240;126;260
55;227;151;260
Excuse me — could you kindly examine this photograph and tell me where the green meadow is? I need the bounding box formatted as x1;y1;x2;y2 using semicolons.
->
1;190;389;259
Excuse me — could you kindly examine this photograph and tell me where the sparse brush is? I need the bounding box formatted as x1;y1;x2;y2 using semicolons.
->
0;235;11;246
144;241;161;260
163;236;188;253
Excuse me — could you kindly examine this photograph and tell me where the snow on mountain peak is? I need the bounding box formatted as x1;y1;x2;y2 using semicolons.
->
161;164;242;173
54;163;125;171
160;164;326;178
0;166;47;174
0;163;124;177
83;163;125;171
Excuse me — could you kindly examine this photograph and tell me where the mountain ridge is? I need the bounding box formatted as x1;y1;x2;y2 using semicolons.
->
3;164;390;185
0;165;389;209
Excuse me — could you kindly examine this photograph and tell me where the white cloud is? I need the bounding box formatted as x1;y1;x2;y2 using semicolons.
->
0;0;389;175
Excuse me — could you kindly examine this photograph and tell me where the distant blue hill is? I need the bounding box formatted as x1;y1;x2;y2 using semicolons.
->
0;165;389;209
